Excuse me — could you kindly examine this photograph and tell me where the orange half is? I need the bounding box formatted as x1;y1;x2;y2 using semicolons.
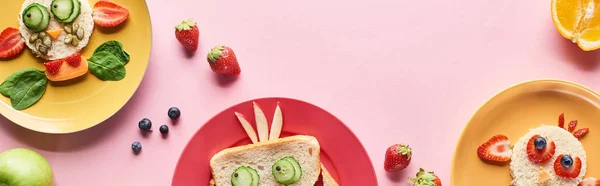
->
552;0;600;51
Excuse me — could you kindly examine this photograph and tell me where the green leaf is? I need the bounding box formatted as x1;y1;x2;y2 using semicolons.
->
8;69;47;110
93;40;130;65
0;68;35;97
88;51;126;81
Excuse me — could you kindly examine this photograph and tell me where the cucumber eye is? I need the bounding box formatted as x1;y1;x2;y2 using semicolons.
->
26;13;31;18
53;4;58;8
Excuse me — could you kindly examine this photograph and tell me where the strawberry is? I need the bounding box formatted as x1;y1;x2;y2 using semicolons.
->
207;45;241;75
526;135;556;164
558;113;565;129
409;168;441;186
175;19;199;52
65;53;81;67
383;143;412;172
574;128;589;139
477;134;512;163
44;60;63;75
568;120;578;132
93;0;129;27
579;177;600;186
0;27;25;59
554;154;582;179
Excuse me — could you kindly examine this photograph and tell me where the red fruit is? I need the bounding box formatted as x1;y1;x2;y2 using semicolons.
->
554;154;582;179
207;45;241;75
175;19;199;52
558;113;565;128
383;144;412;172
0;27;25;59
574;128;589;139
65;53;81;67
93;0;129;27
568;120;578;132
409;168;441;186
526;135;556;164
477;134;512;163
579;177;600;186
44;60;63;75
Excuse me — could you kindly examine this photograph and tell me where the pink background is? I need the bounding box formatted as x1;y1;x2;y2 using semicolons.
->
2;0;600;185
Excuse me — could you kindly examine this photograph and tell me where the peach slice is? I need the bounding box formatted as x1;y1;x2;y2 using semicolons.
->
45;56;88;82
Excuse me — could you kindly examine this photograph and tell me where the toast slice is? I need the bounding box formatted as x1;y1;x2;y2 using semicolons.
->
210;135;321;186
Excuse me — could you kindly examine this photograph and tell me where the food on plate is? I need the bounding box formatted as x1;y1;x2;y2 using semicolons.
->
174;19;199;52
0;27;25;59
579;177;600;186
479;113;594;185
409;168;442;186
131;141;142;153
574;128;590;139
87;40;129;81
92;0;129;27
44;53;88;81
0;68;47;110
476;134;512;164
383;143;412;172
138;118;152;132
253;102;269;142
551;0;600;51
269;102;283;140
207;45;241;76
160;124;169;134
168;107;181;120
0;148;54;186
209;102;339;186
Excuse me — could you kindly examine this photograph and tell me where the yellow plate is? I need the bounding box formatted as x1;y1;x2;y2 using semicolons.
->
452;79;600;185
0;0;151;134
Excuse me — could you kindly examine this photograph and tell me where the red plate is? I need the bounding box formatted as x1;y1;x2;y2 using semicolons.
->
171;97;377;185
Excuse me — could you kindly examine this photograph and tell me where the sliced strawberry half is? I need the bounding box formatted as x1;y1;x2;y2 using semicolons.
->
574;128;589;139
526;135;556;164
93;0;129;27
44;60;63;75
558;113;565;128
0;27;25;59
554;154;582;179
65;53;81;67
579;177;600;186
568;120;578;132
477;134;512;163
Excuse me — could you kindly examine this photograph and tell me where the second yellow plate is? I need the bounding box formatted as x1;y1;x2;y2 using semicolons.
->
0;0;152;134
452;79;600;185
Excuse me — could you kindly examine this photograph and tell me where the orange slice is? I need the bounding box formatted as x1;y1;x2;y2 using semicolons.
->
46;29;62;40
552;0;600;51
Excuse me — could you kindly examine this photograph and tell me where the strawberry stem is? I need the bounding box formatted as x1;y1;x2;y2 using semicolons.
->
175;18;196;31
207;45;224;64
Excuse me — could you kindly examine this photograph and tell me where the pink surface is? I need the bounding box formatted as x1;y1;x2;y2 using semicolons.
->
1;0;600;185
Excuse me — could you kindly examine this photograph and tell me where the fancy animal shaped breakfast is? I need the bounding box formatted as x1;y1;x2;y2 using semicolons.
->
0;0;130;110
209;102;339;186
477;113;598;186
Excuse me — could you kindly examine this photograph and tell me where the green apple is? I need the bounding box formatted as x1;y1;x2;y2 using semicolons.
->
0;148;53;186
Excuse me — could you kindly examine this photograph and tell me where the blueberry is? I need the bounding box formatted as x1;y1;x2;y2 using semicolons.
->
131;141;142;153
561;155;574;168
534;136;547;150
160;125;169;134
138;118;152;131
168;107;181;119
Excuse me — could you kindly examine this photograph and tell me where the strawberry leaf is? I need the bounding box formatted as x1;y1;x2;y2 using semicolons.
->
398;144;412;159
175;19;196;31
207;45;224;64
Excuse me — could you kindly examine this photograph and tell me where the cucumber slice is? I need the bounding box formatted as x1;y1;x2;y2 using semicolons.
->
247;167;259;186
62;0;81;23
231;167;253;186
272;158;296;184
51;0;74;21
283;157;302;184
22;3;50;32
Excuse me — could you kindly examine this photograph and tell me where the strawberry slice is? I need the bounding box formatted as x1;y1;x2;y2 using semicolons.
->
477;134;512;163
554;154;582;179
568;120;578;132
65;53;81;67
574;128;589;139
526;135;556;164
0;27;25;59
44;60;63;75
93;0;129;27
558;113;565;129
579;177;600;186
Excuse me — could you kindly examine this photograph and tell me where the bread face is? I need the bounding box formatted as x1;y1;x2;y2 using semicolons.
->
510;126;586;186
210;135;321;186
19;0;94;60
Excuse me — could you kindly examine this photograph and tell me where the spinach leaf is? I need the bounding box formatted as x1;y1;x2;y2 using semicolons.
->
88;51;126;81
94;40;130;64
9;69;47;110
0;68;36;97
